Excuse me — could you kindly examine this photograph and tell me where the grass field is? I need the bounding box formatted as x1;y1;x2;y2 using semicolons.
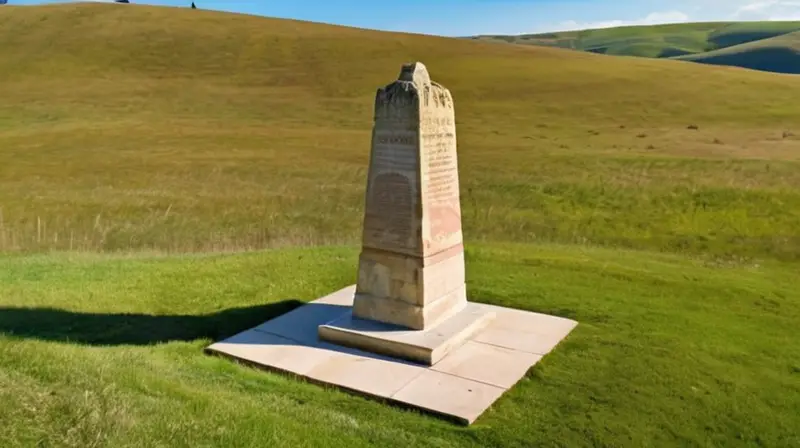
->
1;3;799;259
1;3;800;445
473;21;800;73
1;244;799;447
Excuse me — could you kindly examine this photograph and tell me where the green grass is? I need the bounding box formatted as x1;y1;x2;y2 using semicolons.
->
473;21;800;73
1;3;800;260
1;4;800;445
473;22;722;56
708;22;800;47
1;244;799;446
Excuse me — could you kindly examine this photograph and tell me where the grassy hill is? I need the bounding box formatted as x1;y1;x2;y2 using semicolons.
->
1;2;799;259
472;22;724;57
1;3;800;444
677;30;800;73
472;21;800;73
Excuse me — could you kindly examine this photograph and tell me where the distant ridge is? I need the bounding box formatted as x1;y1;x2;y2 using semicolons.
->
470;21;800;74
675;30;800;73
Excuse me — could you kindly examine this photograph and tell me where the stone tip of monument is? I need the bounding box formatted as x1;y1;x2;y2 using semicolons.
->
398;62;431;86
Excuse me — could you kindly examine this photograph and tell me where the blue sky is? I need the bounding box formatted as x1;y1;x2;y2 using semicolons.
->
10;1;800;35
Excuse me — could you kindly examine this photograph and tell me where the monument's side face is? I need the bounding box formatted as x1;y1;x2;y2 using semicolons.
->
419;81;462;256
353;63;468;330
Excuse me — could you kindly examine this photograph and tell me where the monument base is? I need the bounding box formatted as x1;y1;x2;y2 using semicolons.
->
351;286;469;333
351;247;469;330
205;285;579;425
319;302;495;365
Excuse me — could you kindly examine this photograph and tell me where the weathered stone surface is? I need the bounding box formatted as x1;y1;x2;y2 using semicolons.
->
351;274;467;331
353;61;467;330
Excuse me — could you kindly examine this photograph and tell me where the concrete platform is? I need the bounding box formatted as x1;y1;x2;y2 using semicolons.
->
318;302;495;365
205;285;577;425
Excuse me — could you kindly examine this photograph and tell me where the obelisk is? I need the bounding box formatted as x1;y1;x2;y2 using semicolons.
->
351;62;468;330
318;62;494;365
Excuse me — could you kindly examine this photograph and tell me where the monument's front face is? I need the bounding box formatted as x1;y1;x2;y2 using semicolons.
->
352;62;468;330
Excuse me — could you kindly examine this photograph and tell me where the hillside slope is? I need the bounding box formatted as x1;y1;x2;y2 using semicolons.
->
472;21;800;73
676;30;800;74
472;22;724;57
0;3;799;258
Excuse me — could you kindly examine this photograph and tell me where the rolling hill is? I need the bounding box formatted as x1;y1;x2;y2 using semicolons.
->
677;30;800;73
1;2;799;257
1;2;800;445
472;21;800;73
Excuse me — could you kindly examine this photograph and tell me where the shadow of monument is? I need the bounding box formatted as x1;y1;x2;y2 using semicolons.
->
0;300;305;346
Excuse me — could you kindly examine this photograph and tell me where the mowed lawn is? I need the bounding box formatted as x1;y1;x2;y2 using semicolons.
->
0;244;798;447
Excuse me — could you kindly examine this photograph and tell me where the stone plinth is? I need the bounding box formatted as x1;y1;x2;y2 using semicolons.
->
319;303;495;365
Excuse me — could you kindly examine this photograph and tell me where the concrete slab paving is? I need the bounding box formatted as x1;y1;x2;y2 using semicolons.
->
473;309;578;356
430;340;543;389
305;349;424;397
204;329;336;376
206;285;577;425
480;303;578;338
252;301;350;345
391;369;506;425
473;326;566;355
312;285;357;306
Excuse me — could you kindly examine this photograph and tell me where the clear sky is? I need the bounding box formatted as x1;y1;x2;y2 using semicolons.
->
9;0;800;36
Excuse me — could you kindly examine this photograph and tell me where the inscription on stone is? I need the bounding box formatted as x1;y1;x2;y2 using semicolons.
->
364;172;413;248
362;127;419;253
375;134;416;146
423;132;458;203
371;131;417;173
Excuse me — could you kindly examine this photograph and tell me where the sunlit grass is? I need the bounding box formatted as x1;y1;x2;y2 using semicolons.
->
1;4;799;259
1;244;798;446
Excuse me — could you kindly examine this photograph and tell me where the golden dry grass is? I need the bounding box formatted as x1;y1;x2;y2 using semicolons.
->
0;3;799;258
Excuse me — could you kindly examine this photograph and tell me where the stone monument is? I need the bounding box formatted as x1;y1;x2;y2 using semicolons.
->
318;62;495;365
206;62;578;425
